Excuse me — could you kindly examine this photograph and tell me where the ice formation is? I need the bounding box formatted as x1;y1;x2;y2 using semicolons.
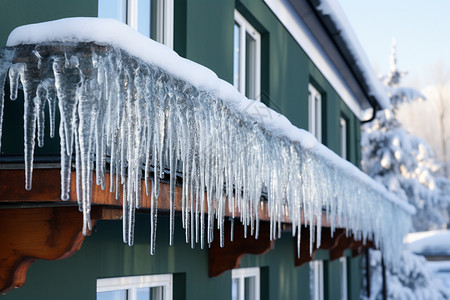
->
0;18;414;264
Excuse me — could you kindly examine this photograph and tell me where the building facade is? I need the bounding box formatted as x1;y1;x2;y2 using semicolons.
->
0;0;397;299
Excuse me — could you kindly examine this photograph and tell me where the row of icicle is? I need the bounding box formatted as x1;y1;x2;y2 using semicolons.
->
0;43;411;265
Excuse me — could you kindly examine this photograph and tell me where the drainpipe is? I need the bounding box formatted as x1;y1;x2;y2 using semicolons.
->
361;96;381;124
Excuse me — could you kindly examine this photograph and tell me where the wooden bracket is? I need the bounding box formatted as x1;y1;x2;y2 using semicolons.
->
209;220;274;277
295;226;335;266
329;230;353;261
294;227;373;267
0;206;92;294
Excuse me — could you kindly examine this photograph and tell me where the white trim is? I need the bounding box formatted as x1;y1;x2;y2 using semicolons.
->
97;274;173;300
339;257;348;300
310;260;324;300
234;10;261;101
232;267;260;300
308;83;322;143
263;0;364;119
340;117;347;159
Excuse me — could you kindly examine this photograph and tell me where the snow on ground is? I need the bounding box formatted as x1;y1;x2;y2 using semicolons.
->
405;230;450;256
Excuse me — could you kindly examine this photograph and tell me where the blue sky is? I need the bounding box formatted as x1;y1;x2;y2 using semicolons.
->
337;0;450;89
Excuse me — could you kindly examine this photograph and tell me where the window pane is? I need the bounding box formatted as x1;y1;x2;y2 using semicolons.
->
150;286;164;300
136;286;165;300
98;0;126;22
245;33;256;99
137;287;151;300
137;0;151;37
244;276;256;300
232;278;240;300
97;290;127;300
233;23;241;92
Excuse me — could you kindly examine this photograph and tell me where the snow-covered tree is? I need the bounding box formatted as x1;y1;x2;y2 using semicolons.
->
367;249;449;300
362;42;450;231
361;40;450;299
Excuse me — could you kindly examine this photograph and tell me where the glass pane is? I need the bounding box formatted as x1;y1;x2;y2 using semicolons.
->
232;278;240;300
245;33;256;99
150;0;165;42
233;23;241;92
98;0;126;22
138;0;151;37
97;290;127;300
136;286;165;300
137;287;151;300
150;286;164;300
244;276;256;300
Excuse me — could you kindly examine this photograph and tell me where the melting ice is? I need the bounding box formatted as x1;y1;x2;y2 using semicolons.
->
0;19;414;266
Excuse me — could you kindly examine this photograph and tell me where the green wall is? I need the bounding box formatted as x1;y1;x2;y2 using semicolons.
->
0;0;362;163
0;0;97;47
1;213;362;300
0;1;365;298
0;0;97;156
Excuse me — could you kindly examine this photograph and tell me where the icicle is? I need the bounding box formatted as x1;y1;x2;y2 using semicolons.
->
0;48;14;151
0;41;413;267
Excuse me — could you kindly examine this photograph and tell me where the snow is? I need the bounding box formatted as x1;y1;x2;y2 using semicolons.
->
427;261;450;289
317;0;391;109
405;230;450;256
0;18;413;263
367;249;450;300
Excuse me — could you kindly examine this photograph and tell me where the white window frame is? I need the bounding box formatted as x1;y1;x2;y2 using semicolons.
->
97;274;173;300
339;257;348;300
310;260;324;300
308;83;322;142
340;117;347;159
99;0;173;48
234;10;261;100
232;267;260;300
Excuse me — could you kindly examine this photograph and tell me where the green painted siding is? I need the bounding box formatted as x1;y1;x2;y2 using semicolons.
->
1;214;362;300
0;0;365;298
0;0;97;47
0;0;362;162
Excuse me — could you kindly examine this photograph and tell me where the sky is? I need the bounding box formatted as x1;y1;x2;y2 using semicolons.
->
337;0;450;90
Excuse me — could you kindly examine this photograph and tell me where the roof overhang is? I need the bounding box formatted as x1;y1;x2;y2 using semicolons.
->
265;0;389;120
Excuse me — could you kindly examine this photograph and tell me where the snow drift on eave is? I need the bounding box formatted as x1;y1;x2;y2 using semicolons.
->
316;0;391;110
0;18;413;265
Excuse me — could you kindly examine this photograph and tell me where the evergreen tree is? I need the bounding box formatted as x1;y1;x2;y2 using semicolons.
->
362;40;450;299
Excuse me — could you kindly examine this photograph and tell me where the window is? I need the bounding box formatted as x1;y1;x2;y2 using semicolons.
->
98;0;174;48
97;274;173;300
339;257;348;300
232;267;260;300
309;260;324;300
340;117;347;159
233;10;261;100
308;84;322;142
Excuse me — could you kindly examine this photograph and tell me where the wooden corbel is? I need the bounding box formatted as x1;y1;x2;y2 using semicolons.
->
209;220;274;277
0;206;92;294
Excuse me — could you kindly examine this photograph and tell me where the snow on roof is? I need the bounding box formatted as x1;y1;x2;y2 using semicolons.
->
2;18;413;264
316;0;391;109
405;230;450;256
